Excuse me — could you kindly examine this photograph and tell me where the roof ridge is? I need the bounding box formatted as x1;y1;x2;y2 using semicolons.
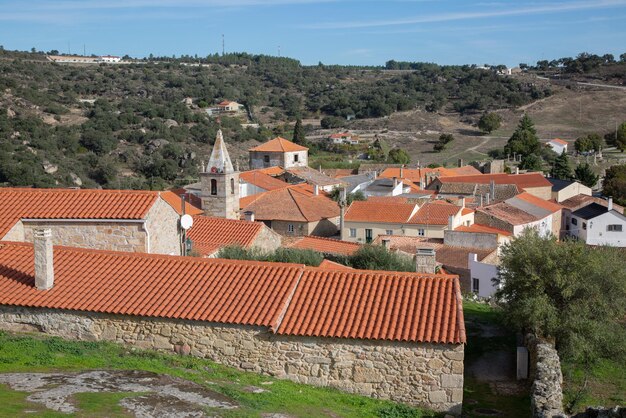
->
271;268;305;333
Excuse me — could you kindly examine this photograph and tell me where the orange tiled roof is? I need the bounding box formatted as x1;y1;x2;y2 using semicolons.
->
187;216;265;256
240;170;289;192
277;267;466;344
380;166;481;183
461;207;474;216
0;242;466;344
0;242;301;327
455;224;512;236
512;192;562;213
317;259;354;270
345;200;418;224
549;138;568;146
249;137;308;153
285;236;361;256
408;201;461;225
560;194;624;214
160;191;204;216
241;185;339;222
435;173;551;189
0;188;187;238
257;166;285;176
169;188;203;211
477;202;539;225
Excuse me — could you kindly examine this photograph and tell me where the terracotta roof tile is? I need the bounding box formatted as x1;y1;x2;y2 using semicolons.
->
285;236;361;256
549;138;568;146
0;188;165;237
0;243;301;327
249;137;308;152
408;201;461;225
258;166;285;176
240;170;289;191
560;194;624;214
241;186;339;222
477;202;539;225
277;267;465;344
455;224;512;236
380;166;481;184
345;200;418;223
317;259;354;270
0;242;466;344
512;192;562;213
435;173;551;189
188;216;265;256
160;191;204;216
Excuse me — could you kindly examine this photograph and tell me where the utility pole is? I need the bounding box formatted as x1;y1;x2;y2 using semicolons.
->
221;34;225;56
278;45;281;57
67;41;71;55
83;44;86;57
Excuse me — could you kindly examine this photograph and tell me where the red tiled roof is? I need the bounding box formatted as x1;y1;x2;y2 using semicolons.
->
435;173;551;189
408;201;461;225
241;185;339;222
187;216;265;256
477;202;539;225
249;137;308;152
169;188;203;211
0;242;466;344
380;166;481;183
160;191;204;216
0;243;301;327
461;208;474;216
560;194;624;214
0;188;170;237
513;192;562;213
317;259;354;270
455;224;512;236
549;138;568;146
345;200;417;223
258;166;285;176
285;236;361;256
277;267;466;344
240;170;289;192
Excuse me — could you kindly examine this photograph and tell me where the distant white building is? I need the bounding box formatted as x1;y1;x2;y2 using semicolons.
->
99;55;121;63
547;138;568;154
567;199;626;246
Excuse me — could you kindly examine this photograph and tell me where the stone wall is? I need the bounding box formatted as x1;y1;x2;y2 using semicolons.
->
22;221;147;253
0;306;464;414
525;334;565;418
251;225;282;252
2;220;24;241
145;196;182;255
475;211;515;235
444;230;499;250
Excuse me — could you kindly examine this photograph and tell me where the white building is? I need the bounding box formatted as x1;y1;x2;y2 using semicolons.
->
468;253;500;298
567;199;626;246
547;138;568;155
99;55;121;63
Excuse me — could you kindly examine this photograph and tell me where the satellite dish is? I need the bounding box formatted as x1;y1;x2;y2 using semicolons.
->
180;214;193;230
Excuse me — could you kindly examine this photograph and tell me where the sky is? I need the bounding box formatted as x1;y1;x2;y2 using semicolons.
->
0;0;625;66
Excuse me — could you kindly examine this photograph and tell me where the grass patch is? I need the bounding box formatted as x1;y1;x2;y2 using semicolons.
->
562;358;626;413
73;392;141;417
0;331;436;417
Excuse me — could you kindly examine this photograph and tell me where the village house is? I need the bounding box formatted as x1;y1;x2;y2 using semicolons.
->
547;138;568;154
328;132;360;145
187;215;282;257
240;184;340;237
566;198;626;246
548;178;592;203
249;137;309;170
0;239;466;413
427;172;553;200
379;165;482;189
279;166;344;192
239;169;289;198
0;187;200;255
214;100;244;113
560;194;624;236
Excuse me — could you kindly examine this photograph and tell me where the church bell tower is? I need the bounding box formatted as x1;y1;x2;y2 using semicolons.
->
200;130;240;219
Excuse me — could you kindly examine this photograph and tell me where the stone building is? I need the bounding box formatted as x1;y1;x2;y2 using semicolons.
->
427;172;552;200
200;130;240;220
249;137;309;170
0;240;466;414
0;187;201;255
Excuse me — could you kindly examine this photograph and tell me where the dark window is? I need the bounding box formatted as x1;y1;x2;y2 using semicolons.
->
571;218;578;226
582;222;587;230
230;178;235;195
294;154;299;162
264;155;270;163
607;224;623;232
210;179;217;195
365;228;373;243
472;278;480;294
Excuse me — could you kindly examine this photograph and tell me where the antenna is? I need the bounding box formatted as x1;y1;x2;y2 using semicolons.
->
83;44;86;57
278;45;281;57
222;34;225;56
68;41;71;55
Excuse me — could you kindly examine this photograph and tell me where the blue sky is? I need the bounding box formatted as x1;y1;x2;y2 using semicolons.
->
1;0;625;66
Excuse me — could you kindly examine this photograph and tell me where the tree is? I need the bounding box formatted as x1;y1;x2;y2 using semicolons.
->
478;112;502;134
575;133;603;154
574;162;599;188
505;114;541;157
602;164;626;206
551;151;572;179
348;245;415;272
496;230;626;367
610;122;626;152
433;142;446;153
439;133;454;144
388;148;410;164
329;188;366;206
520;153;542;171
292;118;305;145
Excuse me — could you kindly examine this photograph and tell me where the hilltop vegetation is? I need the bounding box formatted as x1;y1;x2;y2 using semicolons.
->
0;47;551;189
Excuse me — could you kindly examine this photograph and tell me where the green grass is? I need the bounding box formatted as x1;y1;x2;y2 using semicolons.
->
462;301;530;418
562;358;626;413
0;331;436;418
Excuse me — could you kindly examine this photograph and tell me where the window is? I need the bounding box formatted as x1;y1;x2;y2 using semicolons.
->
287;224;295;234
264;155;270;163
472;278;480;294
583;222;587;230
210;179;217;195
230;178;235;195
365;229;373;243
386;229;393;235
571;218;578;226
418;228;425;236
349;228;357;238
294;154;299;163
607;224;623;232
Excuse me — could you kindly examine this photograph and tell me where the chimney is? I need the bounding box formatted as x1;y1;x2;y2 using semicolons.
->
457;197;466;208
485;193;490;205
448;215;455;230
34;229;54;290
416;247;436;274
490;180;496;201
313;184;320;196
515;166;519;175
382;238;390;249
393;177;399;188
458;158;463;168
608;197;613;212
400;165;404;179
244;211;255;222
